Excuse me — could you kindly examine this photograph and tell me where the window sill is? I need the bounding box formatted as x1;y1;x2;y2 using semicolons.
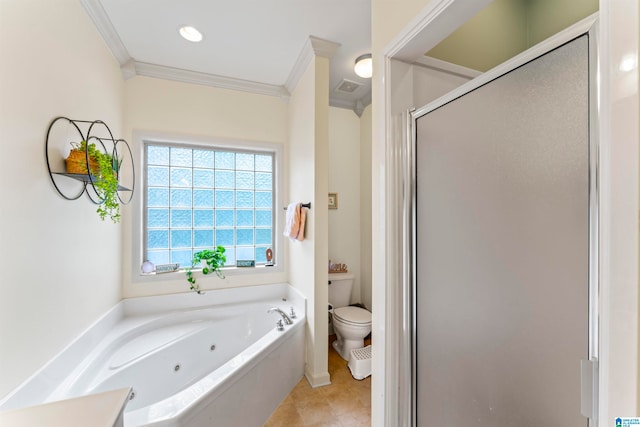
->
137;264;282;279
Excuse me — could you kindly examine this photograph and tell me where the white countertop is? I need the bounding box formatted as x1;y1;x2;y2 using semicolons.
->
0;387;131;427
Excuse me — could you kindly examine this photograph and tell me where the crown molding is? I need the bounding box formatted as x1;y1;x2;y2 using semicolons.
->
330;97;357;111
127;58;365;113
329;92;372;117
285;36;341;94
80;0;130;65
132;62;290;99
355;91;372;117
359;91;372;109
81;0;288;99
78;6;360;109
309;35;341;59
120;59;136;80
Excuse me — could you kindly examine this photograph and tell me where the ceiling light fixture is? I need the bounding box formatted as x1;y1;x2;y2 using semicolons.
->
179;25;203;42
354;54;372;78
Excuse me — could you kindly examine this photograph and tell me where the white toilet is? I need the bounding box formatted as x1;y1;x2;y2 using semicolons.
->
328;273;372;361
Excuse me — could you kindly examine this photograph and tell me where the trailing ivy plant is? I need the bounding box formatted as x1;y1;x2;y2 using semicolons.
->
71;141;121;223
94;149;121;223
185;246;227;294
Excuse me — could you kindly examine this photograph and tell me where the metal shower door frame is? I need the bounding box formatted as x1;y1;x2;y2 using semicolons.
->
405;14;600;426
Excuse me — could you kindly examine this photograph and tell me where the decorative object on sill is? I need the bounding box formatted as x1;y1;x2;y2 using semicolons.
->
329;260;348;273
328;192;338;209
45;117;135;223
283;202;307;241
236;260;255;268
265;248;274;266
141;260;155;274
185;246;226;294
155;263;180;274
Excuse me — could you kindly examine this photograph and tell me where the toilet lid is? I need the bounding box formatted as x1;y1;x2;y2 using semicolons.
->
333;306;371;325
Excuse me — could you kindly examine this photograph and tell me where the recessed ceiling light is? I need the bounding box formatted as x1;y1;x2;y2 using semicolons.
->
179;26;203;43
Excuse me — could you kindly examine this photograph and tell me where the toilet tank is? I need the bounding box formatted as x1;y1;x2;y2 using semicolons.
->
328;272;355;308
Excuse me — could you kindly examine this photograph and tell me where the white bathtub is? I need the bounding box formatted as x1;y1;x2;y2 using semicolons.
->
0;283;305;427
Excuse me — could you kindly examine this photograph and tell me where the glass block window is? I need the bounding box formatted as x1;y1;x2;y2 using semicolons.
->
145;143;274;268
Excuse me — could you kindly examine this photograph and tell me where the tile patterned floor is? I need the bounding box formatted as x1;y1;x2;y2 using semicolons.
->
264;335;371;426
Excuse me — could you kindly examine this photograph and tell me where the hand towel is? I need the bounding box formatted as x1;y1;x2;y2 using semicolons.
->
284;202;301;239
295;204;306;241
283;203;307;241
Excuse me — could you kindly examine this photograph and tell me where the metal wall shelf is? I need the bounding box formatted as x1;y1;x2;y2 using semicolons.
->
45;117;135;206
51;172;132;191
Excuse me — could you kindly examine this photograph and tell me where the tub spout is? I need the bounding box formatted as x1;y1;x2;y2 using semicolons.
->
268;307;293;325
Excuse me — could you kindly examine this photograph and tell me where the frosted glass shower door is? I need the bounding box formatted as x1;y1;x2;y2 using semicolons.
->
414;35;591;426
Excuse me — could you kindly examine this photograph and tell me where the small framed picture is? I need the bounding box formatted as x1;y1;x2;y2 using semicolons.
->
328;192;338;209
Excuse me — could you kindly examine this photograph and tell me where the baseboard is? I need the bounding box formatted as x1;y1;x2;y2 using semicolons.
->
304;368;331;388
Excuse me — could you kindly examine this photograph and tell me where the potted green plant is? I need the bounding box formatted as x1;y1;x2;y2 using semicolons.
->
185;246;227;294
66;140;121;223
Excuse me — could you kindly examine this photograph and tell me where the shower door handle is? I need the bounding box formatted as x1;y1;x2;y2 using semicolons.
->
580;358;598;420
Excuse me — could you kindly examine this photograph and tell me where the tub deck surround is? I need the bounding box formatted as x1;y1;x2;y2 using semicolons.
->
0;387;131;427
0;283;306;427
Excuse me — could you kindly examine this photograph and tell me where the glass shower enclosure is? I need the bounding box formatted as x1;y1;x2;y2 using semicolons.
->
410;21;598;426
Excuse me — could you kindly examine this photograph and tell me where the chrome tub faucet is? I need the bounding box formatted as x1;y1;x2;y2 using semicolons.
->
268;307;293;325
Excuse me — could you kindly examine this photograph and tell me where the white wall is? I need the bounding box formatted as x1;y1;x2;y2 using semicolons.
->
327;105;374;312
360;105;373;311
0;0;124;398
329;107;361;304
312;57;331;385
371;0;444;421
122;76;289;297
289;59;320;382
124;77;288;143
288;54;331;387
599;0;640;418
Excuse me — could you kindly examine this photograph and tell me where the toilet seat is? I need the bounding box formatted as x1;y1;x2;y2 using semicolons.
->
333;306;371;327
